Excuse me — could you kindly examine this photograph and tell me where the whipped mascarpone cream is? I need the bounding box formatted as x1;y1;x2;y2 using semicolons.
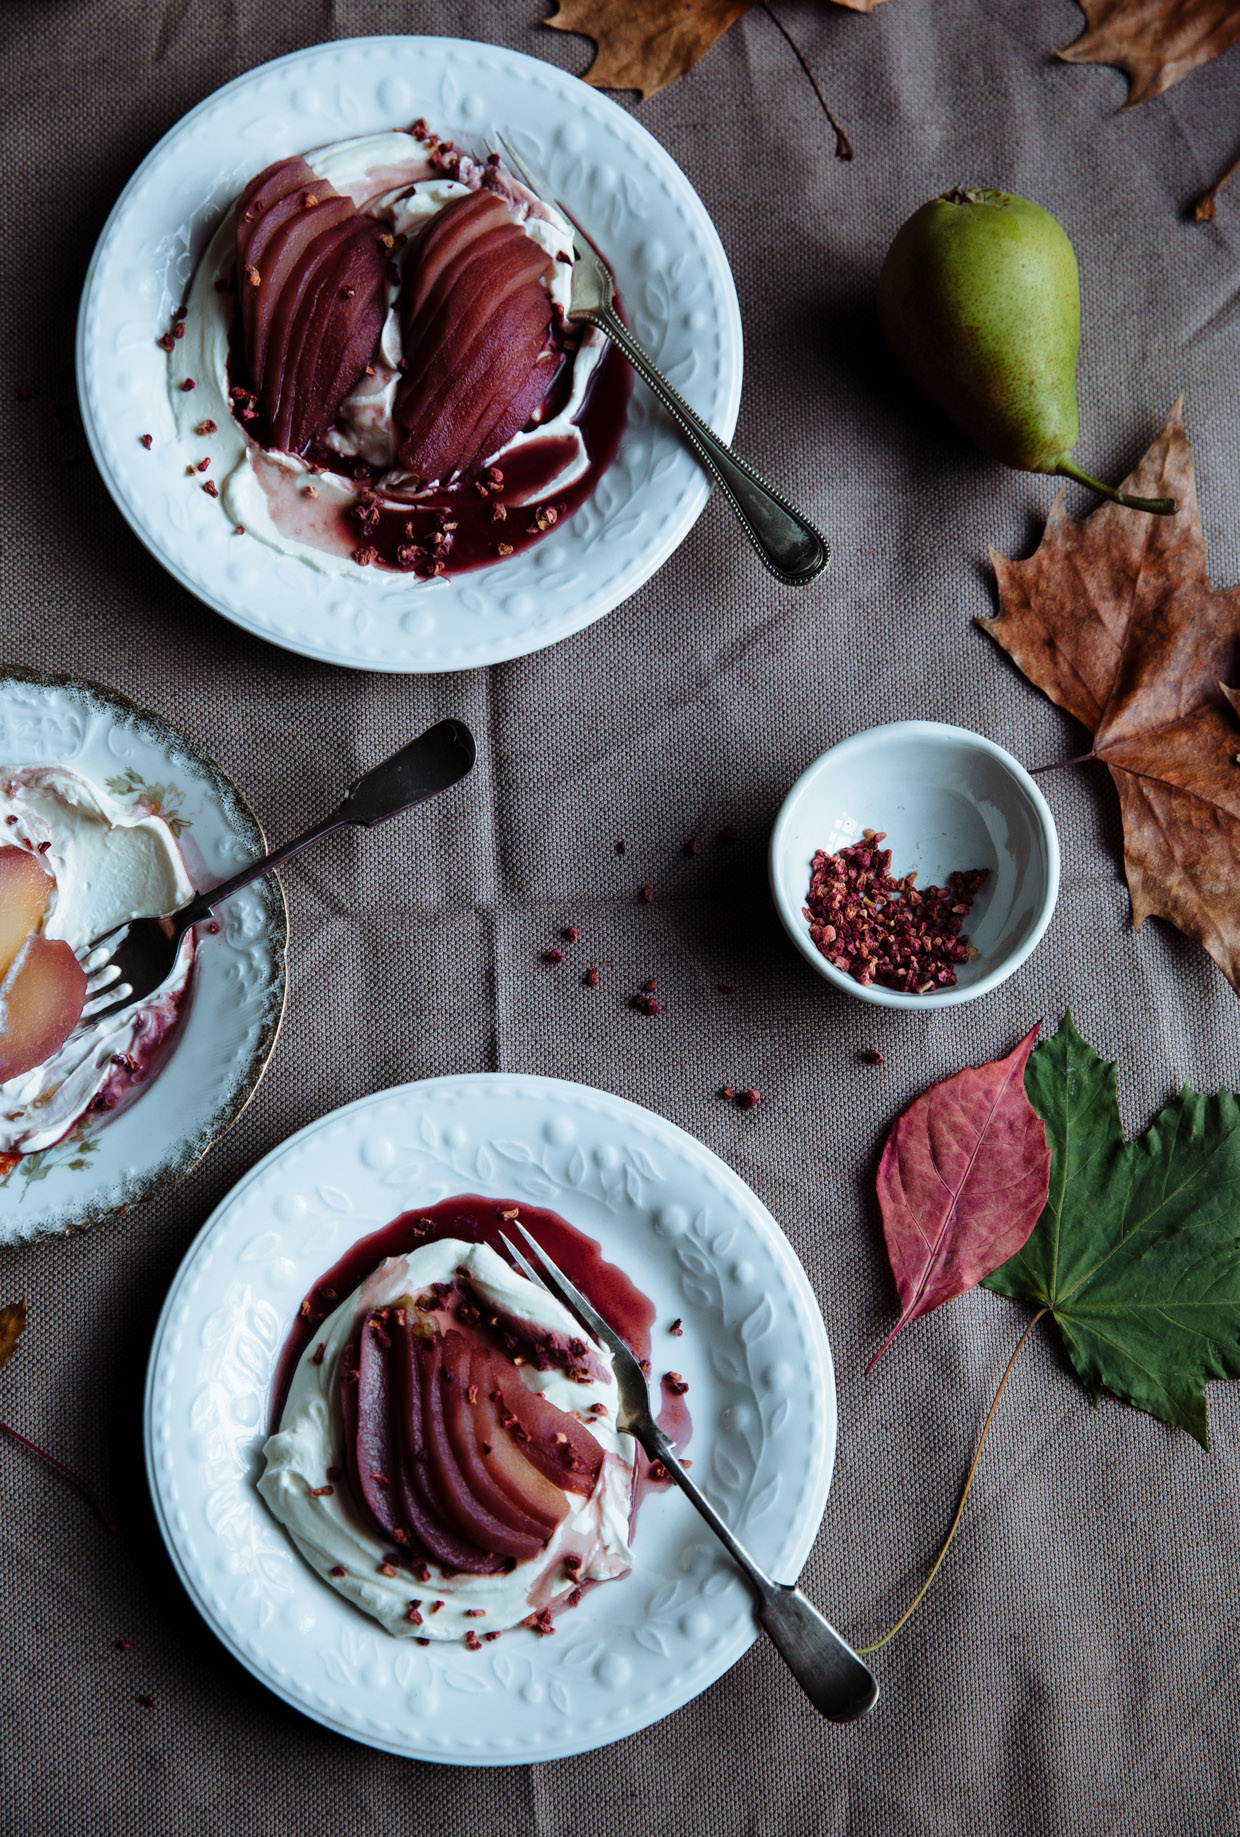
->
171;132;605;578
259;1238;636;1641
0;767;195;1155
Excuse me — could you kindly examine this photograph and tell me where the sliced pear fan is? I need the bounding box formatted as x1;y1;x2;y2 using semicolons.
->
342;1306;602;1569
235;157;389;456
394;190;556;484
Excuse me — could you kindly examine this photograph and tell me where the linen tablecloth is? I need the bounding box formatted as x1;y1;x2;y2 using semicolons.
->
3;2;1239;1830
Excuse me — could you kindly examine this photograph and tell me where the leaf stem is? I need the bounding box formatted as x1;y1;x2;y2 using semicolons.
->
1054;458;1175;517
1028;752;1095;776
1194;146;1240;223
759;2;853;160
856;1306;1046;1655
0;1418;117;1532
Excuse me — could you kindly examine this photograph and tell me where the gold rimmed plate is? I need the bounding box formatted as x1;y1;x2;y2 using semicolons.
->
0;668;287;1245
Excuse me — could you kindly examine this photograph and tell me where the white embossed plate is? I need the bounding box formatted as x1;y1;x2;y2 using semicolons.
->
145;1075;835;1763
77;36;743;673
0;670;287;1245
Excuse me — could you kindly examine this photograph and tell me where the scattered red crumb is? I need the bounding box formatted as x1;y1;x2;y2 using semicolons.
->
139;433;153;450
583;966;599;988
201;480;218;498
544;948;564;965
194;418;217;436
862;1047;885;1065
640;884;653;903
180;378;196;391
664;1371;690;1395
684;838;701;856
310;1342;326;1366
329;1565;347;1577
113;1639;133;1653
616;839;626;855
633;992;660;1016
669;1318;683;1336
718;1085;734;1100
464;1630;482;1651
563;924;578;943
737;1089;760;1111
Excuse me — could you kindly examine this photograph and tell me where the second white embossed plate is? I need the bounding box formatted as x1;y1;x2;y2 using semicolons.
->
145;1075;835;1763
78;36;743;672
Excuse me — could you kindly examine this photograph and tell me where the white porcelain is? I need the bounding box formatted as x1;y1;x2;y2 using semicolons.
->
769;720;1059;1009
0;671;287;1244
77;35;743;674
144;1073;836;1764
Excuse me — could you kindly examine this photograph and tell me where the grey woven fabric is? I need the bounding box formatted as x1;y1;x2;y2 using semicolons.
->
3;2;1239;1831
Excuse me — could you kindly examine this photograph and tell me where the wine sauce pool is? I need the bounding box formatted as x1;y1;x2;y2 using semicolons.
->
224;307;631;579
271;1192;691;1516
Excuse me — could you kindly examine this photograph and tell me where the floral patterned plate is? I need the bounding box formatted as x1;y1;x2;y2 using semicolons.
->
0;670;287;1246
77;35;744;672
144;1074;836;1763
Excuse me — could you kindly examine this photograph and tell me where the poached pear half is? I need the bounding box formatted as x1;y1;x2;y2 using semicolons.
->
876;188;1173;515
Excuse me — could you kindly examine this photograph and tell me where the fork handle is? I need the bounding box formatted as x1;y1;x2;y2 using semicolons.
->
586;305;829;587
182;719;477;924
638;1425;878;1722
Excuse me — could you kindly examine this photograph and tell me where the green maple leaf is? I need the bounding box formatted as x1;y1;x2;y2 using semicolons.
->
983;1012;1240;1449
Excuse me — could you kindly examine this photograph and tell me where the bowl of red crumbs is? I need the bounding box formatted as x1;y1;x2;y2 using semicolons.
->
768;721;1059;1009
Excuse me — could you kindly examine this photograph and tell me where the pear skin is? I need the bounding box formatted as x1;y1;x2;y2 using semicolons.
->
877;188;1173;515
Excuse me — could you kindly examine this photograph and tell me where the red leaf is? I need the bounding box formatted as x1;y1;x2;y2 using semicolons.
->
868;1025;1050;1368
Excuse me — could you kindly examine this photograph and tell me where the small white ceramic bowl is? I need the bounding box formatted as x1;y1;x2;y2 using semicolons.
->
769;721;1059;1009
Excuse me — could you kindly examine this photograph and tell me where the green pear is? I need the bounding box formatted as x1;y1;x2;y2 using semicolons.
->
876;188;1173;515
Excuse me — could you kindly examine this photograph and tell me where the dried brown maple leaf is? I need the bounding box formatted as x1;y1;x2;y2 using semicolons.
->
545;0;886;100
1059;0;1240;106
981;399;1240;993
0;1299;27;1371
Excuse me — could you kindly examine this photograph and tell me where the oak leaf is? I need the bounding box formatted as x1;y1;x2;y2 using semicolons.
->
545;0;886;100
1059;0;1240;106
869;1026;1050;1366
981;400;1240;994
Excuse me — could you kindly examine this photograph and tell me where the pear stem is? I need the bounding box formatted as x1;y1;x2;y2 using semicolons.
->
1055;458;1175;517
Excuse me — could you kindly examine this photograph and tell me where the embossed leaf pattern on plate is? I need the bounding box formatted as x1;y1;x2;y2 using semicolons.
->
78;37;742;672
147;1074;834;1763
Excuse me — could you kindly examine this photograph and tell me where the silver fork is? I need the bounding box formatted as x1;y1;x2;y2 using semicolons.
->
501;1219;878;1723
495;136;829;588
81;718;476;1023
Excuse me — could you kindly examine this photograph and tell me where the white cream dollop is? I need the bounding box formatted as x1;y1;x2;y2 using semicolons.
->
0;767;195;1155
170;131;605;577
258;1237;636;1641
